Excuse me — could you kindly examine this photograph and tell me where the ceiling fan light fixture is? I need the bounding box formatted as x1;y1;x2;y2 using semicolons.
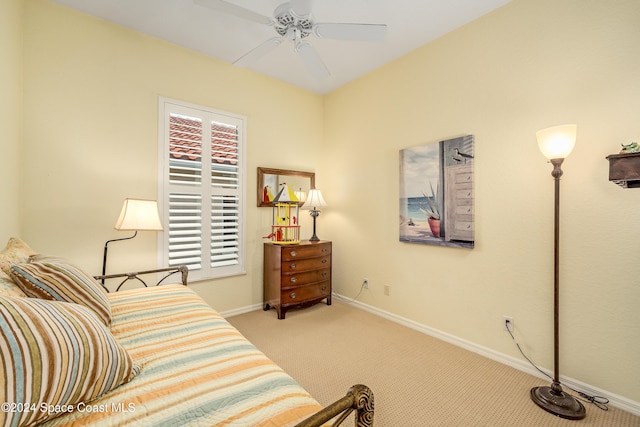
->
275;4;313;38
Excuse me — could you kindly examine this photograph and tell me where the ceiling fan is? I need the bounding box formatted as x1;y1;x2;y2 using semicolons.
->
194;0;387;79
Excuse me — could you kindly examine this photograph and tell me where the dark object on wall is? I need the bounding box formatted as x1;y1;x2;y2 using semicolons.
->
606;152;640;188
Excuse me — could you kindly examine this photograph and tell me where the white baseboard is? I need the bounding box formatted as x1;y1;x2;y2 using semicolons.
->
221;295;640;416
220;303;263;318
333;294;640;417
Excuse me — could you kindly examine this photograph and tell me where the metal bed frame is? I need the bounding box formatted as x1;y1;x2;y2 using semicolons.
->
297;384;374;427
94;266;188;292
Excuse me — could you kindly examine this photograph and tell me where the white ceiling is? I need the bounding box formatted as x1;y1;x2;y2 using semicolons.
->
49;0;512;94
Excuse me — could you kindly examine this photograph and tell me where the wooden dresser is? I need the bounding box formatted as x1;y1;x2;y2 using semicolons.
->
263;240;332;319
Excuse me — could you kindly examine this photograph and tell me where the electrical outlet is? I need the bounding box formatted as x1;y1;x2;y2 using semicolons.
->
384;284;391;296
363;278;369;289
503;316;514;332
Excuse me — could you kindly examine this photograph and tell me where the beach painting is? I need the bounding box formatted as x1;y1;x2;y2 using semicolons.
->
399;136;474;248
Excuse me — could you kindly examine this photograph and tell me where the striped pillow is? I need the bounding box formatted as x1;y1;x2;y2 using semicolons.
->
0;296;140;427
10;260;112;327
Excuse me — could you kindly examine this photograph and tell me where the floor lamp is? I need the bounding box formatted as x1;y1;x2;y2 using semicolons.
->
101;198;163;285
530;124;586;420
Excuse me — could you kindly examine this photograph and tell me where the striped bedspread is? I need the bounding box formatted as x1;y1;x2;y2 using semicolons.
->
42;285;324;426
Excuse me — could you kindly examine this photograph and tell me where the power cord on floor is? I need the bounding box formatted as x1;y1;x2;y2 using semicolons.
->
505;321;610;411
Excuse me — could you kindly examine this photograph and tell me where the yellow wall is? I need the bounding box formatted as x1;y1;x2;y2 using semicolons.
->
0;0;22;237
324;0;640;404
12;0;640;408
20;0;323;310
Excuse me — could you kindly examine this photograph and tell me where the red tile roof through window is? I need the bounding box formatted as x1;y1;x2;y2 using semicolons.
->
169;115;238;165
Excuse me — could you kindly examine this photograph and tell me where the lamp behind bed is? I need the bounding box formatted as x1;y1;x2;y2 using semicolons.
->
101;198;163;285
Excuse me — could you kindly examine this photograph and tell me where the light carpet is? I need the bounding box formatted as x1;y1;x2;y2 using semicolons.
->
227;300;639;427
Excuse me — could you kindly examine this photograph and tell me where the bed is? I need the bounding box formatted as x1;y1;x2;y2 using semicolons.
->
0;238;374;427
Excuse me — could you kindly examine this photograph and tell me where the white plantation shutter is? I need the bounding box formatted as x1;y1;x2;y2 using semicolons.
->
159;98;246;281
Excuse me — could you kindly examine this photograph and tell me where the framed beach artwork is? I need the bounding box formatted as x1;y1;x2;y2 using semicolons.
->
399;135;475;248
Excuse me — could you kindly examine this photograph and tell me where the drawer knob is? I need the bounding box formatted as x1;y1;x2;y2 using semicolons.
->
322;271;327;277
290;263;296;269
290;251;297;257
321;286;327;292
322;248;327;253
290;293;297;299
322;259;327;264
290;277;297;283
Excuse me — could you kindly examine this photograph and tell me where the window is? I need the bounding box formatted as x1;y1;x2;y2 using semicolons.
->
158;98;246;281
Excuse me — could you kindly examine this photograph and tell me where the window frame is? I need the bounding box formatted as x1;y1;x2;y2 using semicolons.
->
157;97;247;281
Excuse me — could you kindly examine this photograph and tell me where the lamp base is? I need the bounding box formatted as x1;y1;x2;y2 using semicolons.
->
531;384;586;420
308;209;320;242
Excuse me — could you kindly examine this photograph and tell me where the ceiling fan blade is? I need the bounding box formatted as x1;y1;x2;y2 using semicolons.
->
296;42;330;79
233;37;283;67
290;0;313;18
194;0;272;26
314;23;387;42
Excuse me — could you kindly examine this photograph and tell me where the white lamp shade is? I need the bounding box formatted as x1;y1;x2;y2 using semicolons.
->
301;189;327;209
536;124;577;159
294;190;307;203
114;198;163;231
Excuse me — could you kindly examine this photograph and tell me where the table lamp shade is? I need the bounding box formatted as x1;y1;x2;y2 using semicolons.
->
302;189;327;209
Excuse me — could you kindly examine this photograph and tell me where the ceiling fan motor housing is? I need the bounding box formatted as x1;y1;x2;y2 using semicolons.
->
274;2;312;39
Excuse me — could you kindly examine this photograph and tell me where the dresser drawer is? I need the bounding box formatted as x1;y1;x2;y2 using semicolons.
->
282;268;331;288
281;281;331;304
281;243;331;261
281;256;331;273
